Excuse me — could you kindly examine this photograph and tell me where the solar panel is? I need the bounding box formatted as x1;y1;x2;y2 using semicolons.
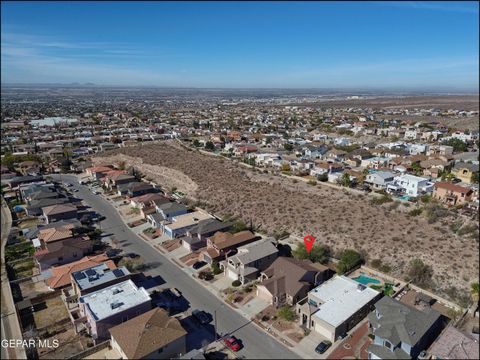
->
85;269;97;277
73;272;87;281
112;269;124;278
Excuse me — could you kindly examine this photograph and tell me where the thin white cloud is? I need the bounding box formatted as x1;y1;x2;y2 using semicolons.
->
374;1;479;14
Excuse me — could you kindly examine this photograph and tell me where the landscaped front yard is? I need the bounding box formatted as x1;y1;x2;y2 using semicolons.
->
254;305;307;344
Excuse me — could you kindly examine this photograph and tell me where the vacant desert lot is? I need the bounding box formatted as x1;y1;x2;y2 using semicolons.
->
95;141;478;296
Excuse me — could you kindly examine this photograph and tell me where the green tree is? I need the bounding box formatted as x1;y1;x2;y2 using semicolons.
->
283;143;294;151
292;243;331;264
411;162;422;175
205;141;215;151
337;249;363;274
443;138;468;152
192;139;201;147
340;173;351;187
211;261;222;275
277;306;296;321
407;258;433;289
471;171;479;184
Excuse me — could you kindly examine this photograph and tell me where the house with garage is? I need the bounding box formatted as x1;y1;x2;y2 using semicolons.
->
162;211;213;239
296;276;381;342
367;296;444;360
304;145;328;159
451;162;479;184
109;308;187;359
155;202;188;221
222;239;278;285
78;279;152;341
181;218;232;252
200;230;258;264
42;203;78;224
34;235;92;271
256;257;333;308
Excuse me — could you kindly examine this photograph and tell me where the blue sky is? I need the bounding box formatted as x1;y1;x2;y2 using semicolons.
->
1;1;479;90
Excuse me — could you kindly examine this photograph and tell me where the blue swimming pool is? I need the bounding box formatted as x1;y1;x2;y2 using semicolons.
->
399;195;410;201
352;274;381;285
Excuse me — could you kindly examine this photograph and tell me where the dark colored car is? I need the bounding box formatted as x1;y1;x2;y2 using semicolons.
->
224;336;241;352
192;309;211;324
315;341;332;354
192;261;207;270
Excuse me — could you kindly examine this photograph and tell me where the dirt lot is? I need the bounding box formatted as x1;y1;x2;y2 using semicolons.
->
94;141;479;296
33;296;69;330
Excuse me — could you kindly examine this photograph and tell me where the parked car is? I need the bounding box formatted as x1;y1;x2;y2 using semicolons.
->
192;261;207;270
73;189;79;192
192;309;211;324
315;341;331;354
223;336;241;352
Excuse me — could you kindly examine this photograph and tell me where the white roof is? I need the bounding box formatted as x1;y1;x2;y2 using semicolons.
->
79;279;151;321
394;174;429;183
167;211;212;230
309;276;379;327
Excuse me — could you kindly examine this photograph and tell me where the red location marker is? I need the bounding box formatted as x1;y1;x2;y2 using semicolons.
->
303;235;316;254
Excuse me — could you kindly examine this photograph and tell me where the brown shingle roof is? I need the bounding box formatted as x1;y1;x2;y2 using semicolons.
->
434;182;473;194
109;308;187;359
46;254;115;289
42;203;77;215
209;230;256;250
39;224;75;243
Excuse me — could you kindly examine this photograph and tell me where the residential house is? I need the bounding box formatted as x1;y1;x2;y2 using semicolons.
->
393;174;434;197
130;193;169;209
6;175;44;190
433;182;473;206
104;173;136;190
86;165;114;180
362;157;390;169
45;254;115;290
310;162;344;177
297;276;381;342
428;324;479;360
109;308;187;359
304;145;328;159
256;257;333;308
222;239;278;284
34;235;92;271
18;160;41;175
125;182;160;198
70;264;131;298
452;162;479;184
201;230;258;264
78;279;152;341
163;211;212;239
42;203;78;224
420;159;450;179
181;218;232;252
153;201;188;222
364;171;395;191
368;297;444;360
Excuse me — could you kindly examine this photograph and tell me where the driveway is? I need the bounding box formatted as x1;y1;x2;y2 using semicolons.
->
53;174;300;359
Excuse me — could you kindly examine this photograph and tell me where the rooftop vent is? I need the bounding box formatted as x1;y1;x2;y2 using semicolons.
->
357;284;367;291
112;288;123;295
110;301;123;310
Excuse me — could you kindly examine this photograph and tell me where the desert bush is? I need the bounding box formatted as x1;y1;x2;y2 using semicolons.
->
407;258;433;289
292;243;331;264
337;249;364;274
232;280;241;287
370;195;393;205
307;179;317;186
199;271;214;281
277;306;296;321
409;208;423;217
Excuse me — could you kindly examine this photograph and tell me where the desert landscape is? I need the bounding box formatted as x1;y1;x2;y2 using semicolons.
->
94;140;479;300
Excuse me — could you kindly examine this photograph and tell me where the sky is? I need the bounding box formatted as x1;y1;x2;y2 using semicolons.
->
1;1;479;90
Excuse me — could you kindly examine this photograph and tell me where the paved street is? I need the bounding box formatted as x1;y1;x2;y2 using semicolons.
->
54;174;300;359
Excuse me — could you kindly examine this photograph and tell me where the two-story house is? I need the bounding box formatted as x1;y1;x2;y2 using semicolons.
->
201;230;258;264
367;297;444;360
364;171;396;191
181;218;232;252
432;182;473;206
223;239;278;285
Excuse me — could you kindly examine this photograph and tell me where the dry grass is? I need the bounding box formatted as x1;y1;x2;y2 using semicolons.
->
94;141;479;295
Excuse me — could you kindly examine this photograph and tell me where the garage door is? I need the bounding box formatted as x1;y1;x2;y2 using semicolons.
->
314;321;334;342
227;269;238;281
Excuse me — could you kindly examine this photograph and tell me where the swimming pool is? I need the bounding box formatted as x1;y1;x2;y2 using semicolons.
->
399;195;410;201
352;274;381;285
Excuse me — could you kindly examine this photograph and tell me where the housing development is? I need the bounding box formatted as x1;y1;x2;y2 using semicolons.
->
1;1;479;360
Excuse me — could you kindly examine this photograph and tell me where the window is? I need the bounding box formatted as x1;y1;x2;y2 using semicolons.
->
158;348;163;354
384;340;393;350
